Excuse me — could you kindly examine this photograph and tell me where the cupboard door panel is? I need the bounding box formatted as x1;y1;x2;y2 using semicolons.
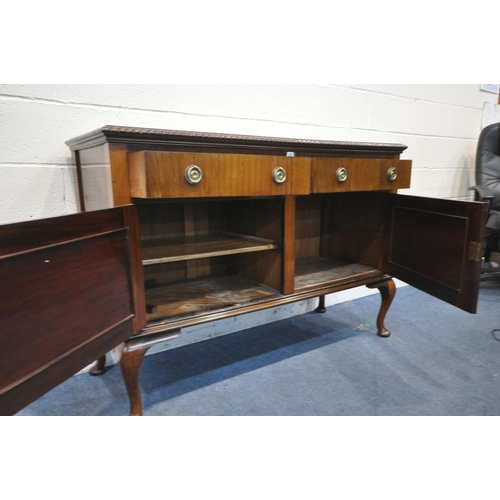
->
384;195;487;313
0;206;144;415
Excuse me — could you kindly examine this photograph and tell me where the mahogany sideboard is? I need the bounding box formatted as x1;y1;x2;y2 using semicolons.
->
0;126;487;416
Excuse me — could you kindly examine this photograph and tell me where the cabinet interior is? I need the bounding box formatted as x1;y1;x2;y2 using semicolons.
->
136;198;285;324
294;193;387;291
136;193;389;326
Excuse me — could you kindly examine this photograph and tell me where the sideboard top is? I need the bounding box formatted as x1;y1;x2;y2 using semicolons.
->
66;126;408;156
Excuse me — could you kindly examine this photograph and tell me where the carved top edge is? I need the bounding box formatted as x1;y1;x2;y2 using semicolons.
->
65;125;408;154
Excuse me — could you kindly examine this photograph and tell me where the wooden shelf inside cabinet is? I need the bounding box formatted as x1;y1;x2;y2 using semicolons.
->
141;232;279;266
294;257;384;291
145;275;282;323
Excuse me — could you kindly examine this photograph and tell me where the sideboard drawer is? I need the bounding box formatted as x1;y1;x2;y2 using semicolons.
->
129;151;311;198
312;158;411;193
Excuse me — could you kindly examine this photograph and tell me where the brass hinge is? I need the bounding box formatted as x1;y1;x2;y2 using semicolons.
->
468;241;482;261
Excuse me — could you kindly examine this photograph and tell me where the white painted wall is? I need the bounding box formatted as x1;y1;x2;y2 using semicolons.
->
1;85;499;360
2;84;498;225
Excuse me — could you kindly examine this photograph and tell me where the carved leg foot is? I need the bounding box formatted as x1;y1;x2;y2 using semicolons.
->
89;355;106;376
118;329;181;416
120;345;149;416
315;294;327;313
367;278;396;338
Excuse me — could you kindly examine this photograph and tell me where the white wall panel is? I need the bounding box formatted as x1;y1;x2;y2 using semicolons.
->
168;84;255;117
320;86;371;129
250;84;320;125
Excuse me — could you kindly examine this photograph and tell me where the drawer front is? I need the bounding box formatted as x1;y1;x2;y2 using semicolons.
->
312;158;411;193
129;151;311;198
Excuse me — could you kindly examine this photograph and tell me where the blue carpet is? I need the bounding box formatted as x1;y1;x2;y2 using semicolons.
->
16;282;500;416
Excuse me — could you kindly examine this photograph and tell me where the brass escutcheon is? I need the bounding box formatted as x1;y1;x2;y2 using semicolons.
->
336;167;348;183
185;165;202;184
387;167;398;181
272;166;287;184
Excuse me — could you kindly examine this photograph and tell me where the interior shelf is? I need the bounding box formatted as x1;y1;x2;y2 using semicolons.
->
294;256;383;291
141;232;278;266
145;274;281;322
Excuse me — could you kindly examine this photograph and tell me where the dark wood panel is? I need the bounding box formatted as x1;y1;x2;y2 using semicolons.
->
0;231;132;387
324;193;388;267
0;205;146;337
391;208;466;289
2;320;133;416
229;198;284;242
232;249;283;292
123;206;147;333
0;208;140;415
329;229;385;268
143;260;187;286
136;201;185;242
0;207;128;257
385;195;488;313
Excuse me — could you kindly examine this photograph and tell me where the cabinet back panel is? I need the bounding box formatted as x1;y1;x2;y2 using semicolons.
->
231;250;283;292
143;260;187;285
325;193;387;267
137;200;280;241
143;257;229;286
137;202;185;241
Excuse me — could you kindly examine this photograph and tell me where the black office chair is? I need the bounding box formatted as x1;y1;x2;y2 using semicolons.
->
469;121;500;276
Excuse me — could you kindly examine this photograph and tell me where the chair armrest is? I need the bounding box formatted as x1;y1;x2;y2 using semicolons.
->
469;185;495;201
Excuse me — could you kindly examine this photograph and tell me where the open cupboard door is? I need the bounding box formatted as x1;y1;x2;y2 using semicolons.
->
383;194;488;314
0;206;146;416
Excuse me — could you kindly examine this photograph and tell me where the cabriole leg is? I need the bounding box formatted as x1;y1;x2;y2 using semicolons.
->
315;294;327;313
367;278;396;338
89;355;106;376
118;329;181;416
120;345;149;416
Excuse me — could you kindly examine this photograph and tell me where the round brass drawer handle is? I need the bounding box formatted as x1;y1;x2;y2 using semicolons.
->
336;167;348;183
272;166;287;184
185;165;202;185
387;167;398;182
